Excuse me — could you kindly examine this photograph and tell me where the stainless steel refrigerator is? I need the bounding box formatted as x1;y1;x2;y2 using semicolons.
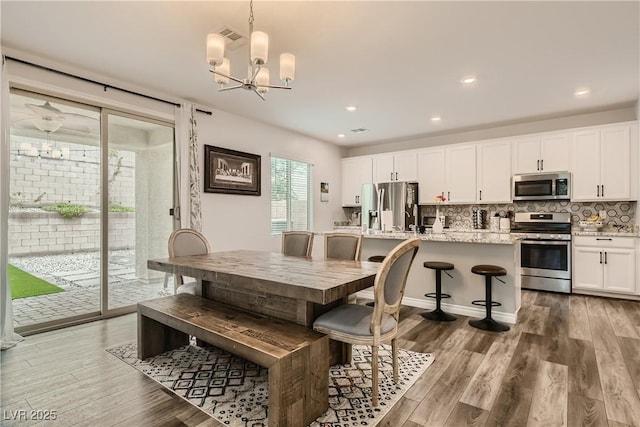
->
362;182;419;231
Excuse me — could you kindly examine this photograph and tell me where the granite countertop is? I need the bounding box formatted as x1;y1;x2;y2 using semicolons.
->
572;229;640;237
323;228;518;245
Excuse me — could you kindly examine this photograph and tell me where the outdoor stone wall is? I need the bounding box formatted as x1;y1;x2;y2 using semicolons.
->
10;134;135;209
8;211;135;256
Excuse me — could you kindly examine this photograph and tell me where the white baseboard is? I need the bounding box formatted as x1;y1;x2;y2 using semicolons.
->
356;291;518;325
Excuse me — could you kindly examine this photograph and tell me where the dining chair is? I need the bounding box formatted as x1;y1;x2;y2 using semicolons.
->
281;231;314;257
167;228;212;294
313;237;420;406
324;232;362;261
324;232;364;303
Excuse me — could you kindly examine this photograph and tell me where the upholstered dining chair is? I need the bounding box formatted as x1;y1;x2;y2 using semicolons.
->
167;228;212;294
324;232;363;303
313;237;420;407
324;232;363;261
281;231;314;257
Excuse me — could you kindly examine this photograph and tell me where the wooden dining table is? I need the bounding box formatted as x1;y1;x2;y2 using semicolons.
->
147;249;381;364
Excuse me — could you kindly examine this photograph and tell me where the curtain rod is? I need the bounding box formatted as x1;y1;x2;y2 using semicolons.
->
4;56;212;116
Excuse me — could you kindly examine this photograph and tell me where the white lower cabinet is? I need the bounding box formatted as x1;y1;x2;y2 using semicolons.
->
573;236;637;295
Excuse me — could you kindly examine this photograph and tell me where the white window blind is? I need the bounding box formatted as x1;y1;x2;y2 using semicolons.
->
271;156;312;234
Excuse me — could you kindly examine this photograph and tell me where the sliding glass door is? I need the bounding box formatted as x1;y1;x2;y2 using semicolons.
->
8;89;176;332
105;112;175;311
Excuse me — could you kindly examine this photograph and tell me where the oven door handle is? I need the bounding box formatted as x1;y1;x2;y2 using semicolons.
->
521;240;570;246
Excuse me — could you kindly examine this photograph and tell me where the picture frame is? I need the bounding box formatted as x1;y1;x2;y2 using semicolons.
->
203;145;261;196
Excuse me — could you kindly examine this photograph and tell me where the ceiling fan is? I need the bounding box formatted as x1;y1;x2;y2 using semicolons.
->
11;101;98;135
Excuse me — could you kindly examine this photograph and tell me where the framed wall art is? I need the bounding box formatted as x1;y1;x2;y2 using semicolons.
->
204;145;261;196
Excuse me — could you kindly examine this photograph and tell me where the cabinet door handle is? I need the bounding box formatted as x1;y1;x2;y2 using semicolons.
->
395;172;398;180
479;190;482;201
604;251;607;264
540;159;544;170
537;160;540;171
390;172;393;181
600;251;603;264
601;185;604;198
596;238;612;241
597;185;600;197
447;191;450;201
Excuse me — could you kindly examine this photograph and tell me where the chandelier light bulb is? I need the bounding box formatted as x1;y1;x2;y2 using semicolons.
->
279;53;295;83
250;31;269;65
206;33;225;66
256;67;270;93
215;58;230;86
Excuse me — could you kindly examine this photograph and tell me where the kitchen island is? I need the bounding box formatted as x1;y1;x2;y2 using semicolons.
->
335;229;521;324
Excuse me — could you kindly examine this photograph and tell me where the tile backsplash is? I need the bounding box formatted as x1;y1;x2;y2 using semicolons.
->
421;201;637;230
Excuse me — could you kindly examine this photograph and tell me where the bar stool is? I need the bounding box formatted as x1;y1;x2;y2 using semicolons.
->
421;261;456;322
469;264;510;332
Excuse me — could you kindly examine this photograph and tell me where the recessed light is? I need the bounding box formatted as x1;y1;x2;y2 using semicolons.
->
431;115;442;122
337;133;346;138
575;88;590;97
461;75;477;85
345;105;357;112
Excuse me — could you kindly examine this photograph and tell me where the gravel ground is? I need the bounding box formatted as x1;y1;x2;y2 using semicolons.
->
9;250;137;290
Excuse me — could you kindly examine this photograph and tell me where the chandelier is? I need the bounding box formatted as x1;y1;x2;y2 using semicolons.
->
206;0;295;100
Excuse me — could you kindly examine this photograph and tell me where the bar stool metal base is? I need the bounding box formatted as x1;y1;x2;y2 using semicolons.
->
422;308;457;322
421;261;456;322
469;317;510;332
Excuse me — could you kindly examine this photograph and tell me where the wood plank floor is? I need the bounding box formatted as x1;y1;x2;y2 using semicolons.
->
1;290;639;426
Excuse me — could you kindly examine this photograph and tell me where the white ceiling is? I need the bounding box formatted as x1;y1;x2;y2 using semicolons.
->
2;1;638;147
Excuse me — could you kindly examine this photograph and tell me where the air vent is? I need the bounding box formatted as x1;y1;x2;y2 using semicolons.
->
214;26;247;51
350;128;369;134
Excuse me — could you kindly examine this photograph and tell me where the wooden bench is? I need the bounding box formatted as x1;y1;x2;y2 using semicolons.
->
137;294;329;427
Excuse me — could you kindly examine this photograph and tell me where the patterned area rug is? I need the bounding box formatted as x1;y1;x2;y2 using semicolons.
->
107;342;432;426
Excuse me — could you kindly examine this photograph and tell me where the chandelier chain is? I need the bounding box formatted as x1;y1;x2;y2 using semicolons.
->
249;0;254;25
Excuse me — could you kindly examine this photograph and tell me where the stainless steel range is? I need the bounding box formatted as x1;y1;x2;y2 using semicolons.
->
511;212;572;294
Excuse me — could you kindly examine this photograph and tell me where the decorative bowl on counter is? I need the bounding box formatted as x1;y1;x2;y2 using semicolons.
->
578;220;603;231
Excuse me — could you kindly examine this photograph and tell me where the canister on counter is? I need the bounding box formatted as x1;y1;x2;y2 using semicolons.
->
490;216;500;232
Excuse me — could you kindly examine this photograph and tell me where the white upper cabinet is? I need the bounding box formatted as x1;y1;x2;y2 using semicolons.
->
512;133;571;174
446;145;477;203
341;156;372;207
571;124;635;201
418;144;476;204
417;148;446;204
477;139;512;203
373;151;417;182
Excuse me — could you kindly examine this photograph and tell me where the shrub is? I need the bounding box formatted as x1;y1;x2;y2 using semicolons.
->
42;203;91;218
108;204;135;213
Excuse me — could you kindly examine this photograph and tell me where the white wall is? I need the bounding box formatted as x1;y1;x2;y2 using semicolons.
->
195;109;345;254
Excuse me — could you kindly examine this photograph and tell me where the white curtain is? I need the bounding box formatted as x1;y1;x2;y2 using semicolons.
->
174;103;202;232
1;56;24;350
188;105;202;232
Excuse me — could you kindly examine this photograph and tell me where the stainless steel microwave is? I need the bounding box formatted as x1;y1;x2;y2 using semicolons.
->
512;172;571;201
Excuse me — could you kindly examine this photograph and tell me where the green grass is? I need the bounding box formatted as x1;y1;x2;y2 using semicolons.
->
8;264;65;299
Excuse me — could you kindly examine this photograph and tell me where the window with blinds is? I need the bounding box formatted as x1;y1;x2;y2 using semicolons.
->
271;156;312;234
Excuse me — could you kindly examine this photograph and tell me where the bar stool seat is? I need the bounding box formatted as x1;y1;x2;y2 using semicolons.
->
421;261;456;322
469;264;509;332
471;265;506;276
